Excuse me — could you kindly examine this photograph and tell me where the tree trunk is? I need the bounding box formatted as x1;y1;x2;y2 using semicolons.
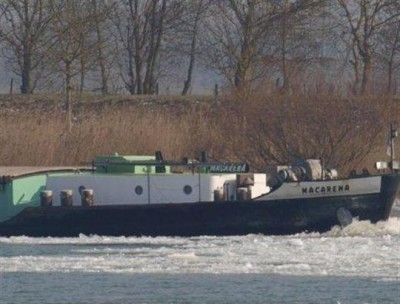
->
96;35;108;95
143;0;166;94
21;47;32;94
182;2;201;96
93;0;108;95
234;38;251;89
134;4;143;94
360;51;372;95
350;43;360;95
79;55;85;94
386;25;400;95
387;58;394;95
127;47;136;94
182;38;197;95
280;10;289;94
135;60;143;94
65;61;73;132
233;2;255;90
143;1;157;94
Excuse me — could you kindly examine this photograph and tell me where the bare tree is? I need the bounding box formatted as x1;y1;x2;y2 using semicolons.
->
113;0;184;94
269;0;326;93
113;0;156;94
336;0;400;95
47;0;100;129
91;0;115;95
142;0;167;94
203;0;271;89
203;0;324;91
0;0;51;94
180;0;208;95
375;18;400;94
112;0;139;94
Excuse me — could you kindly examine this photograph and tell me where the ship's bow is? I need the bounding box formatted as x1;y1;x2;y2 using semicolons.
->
380;174;400;219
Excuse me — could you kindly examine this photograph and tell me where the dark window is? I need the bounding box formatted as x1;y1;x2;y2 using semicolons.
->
135;185;143;195
183;185;192;195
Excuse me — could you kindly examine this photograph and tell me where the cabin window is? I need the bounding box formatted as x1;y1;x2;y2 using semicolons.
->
183;185;192;195
135;185;143;195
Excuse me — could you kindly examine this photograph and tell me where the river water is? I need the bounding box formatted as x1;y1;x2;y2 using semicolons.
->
0;216;399;304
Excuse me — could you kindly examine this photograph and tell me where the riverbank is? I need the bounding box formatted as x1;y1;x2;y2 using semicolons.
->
0;93;398;174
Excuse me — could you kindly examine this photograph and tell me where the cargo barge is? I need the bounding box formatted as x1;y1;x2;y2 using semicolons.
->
0;153;399;237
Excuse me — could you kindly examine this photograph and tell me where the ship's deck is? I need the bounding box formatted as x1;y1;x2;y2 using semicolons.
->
0;166;88;177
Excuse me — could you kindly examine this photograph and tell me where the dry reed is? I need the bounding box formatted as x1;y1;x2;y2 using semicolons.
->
0;93;399;175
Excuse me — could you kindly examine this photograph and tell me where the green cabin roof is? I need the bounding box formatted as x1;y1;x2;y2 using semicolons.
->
94;154;170;174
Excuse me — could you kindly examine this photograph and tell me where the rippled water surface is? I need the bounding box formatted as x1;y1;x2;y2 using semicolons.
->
0;218;399;304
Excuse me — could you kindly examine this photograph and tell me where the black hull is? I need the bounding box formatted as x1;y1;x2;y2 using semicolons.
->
0;175;399;237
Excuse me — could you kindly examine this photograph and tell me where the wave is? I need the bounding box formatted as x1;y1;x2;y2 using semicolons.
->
324;217;400;237
0;219;398;277
390;196;400;217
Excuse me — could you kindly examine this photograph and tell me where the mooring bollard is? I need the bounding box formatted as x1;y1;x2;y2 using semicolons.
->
60;190;73;207
40;190;53;207
81;189;94;207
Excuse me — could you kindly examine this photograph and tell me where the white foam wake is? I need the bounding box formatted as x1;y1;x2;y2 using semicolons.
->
0;217;399;278
325;217;400;237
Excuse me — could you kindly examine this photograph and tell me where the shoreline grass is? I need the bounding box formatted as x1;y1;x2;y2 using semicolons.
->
0;93;398;175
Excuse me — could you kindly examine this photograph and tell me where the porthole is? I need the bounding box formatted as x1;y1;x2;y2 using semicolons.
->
135;185;143;195
183;185;192;195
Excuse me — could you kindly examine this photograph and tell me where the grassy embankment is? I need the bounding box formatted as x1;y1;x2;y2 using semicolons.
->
0;93;398;175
